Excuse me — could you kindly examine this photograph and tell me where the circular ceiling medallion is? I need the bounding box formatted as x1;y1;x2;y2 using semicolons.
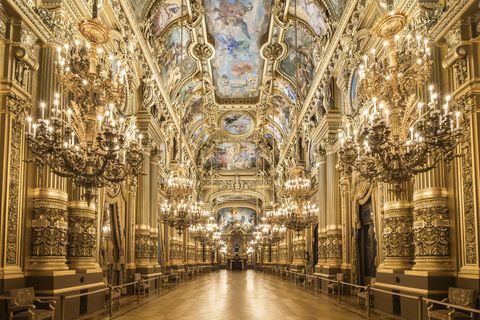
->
221;112;254;136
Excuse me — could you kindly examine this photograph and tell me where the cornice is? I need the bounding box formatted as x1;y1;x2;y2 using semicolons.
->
6;0;53;43
431;0;476;42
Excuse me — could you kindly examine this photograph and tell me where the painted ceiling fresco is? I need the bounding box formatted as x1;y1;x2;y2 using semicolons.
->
269;95;292;135
221;112;253;135
183;96;203;127
266;124;283;142
217;207;256;232
288;0;328;36
206;142;261;170
149;0;186;36
275;81;297;103
205;0;272;99
158;26;196;99
280;24;318;97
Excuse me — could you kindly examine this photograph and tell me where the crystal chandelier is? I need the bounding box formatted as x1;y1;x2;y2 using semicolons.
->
189;216;218;242
279;166;318;235
338;12;464;196
280;197;318;235
259;217;286;245
25;5;144;204
161;164;195;234
190;202;211;225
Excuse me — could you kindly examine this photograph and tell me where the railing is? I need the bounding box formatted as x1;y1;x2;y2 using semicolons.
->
258;265;480;320
0;266;214;320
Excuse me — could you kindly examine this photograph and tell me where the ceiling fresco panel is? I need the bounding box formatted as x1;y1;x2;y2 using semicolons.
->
269;95;291;135
149;0;186;36
158;26;196;99
207;142;261;170
275;80;297;103
205;0;272;99
221;112;254;136
280;25;318;97
288;0;328;36
217;207;256;232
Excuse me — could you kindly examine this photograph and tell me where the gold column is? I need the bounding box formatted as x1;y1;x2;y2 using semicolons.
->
28;43;71;273
291;232;306;270
149;151;159;268
378;182;414;272
410;163;453;272
315;151;327;271
135;145;152;269
29;180;69;271
67;185;101;271
339;174;352;272
325;151;342;269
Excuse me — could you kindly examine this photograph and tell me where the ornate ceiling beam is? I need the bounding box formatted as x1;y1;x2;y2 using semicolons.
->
258;0;291;105
116;0;196;162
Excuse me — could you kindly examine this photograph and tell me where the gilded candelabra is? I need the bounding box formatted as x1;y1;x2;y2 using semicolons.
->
338;12;464;195
26;11;144;204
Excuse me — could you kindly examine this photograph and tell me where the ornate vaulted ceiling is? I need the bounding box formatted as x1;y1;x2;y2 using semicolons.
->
137;0;343;203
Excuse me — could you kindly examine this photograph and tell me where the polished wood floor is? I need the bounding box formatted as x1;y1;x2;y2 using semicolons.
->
116;270;369;320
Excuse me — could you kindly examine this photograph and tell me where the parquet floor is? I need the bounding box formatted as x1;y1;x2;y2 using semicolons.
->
116;270;370;320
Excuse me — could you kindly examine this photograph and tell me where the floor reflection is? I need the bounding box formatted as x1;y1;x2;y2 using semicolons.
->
116;270;367;320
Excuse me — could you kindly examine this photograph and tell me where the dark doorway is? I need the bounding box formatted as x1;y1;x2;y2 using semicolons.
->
358;198;377;285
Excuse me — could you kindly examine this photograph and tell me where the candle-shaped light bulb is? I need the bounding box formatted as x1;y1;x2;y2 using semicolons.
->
66;108;72;123
455;111;461;129
32;124;37;138
27;116;32;134
40;102;46;120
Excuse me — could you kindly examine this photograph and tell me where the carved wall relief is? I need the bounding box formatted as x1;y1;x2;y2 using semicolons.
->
6;96;29;265
68;212;97;258
135;229;152;260
382;213;414;260
413;199;450;258
31;206;68;257
462;124;477;265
